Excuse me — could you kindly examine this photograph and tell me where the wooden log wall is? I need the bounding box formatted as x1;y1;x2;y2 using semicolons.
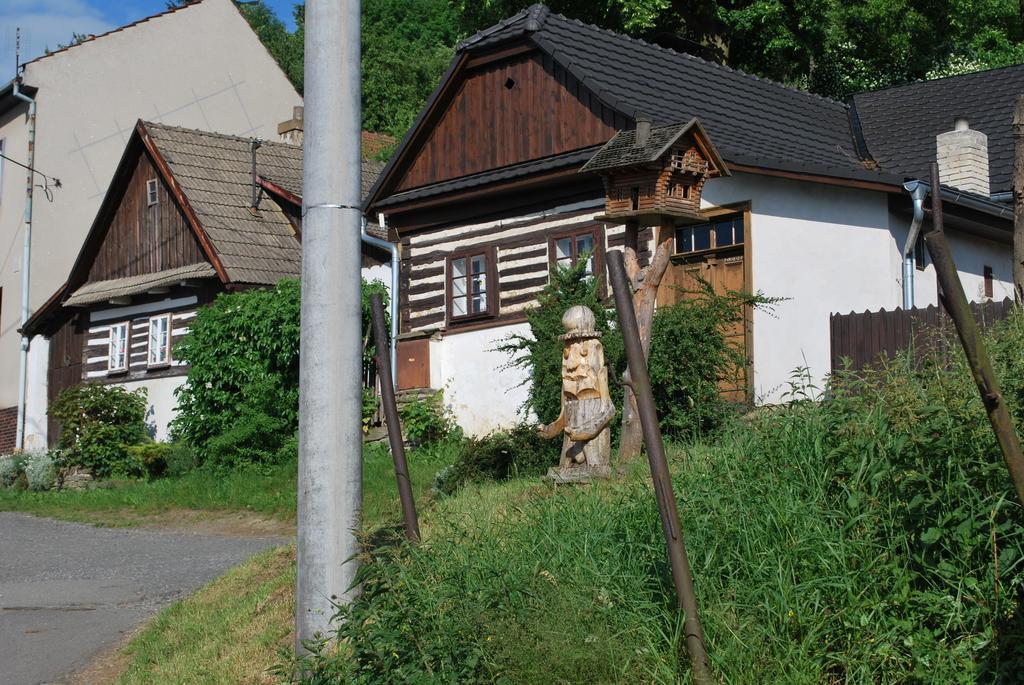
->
400;201;653;333
829;298;1016;373
83;307;196;382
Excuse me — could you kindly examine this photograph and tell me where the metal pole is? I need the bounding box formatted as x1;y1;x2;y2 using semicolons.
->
607;249;713;685
296;0;363;651
12;61;36;451
924;162;1024;507
370;292;420;541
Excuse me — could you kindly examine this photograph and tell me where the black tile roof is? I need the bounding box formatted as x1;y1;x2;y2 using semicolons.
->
371;4;1022;208
852;64;1024;195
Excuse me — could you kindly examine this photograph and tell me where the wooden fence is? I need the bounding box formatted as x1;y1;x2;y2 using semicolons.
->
830;298;1017;373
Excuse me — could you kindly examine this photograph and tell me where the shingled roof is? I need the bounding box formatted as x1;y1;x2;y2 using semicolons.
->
852;64;1024;195
143;123;386;284
371;4;1024;208
580;118;728;175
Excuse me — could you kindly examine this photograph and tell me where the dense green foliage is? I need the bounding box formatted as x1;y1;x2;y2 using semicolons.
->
432;424;561;494
648;283;776;439
234;0;1024;143
498;259;623;427
50;383;149;478
173;278;386;469
293;310;1024;683
398;395;458;448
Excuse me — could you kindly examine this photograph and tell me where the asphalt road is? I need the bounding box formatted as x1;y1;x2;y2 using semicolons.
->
0;512;286;685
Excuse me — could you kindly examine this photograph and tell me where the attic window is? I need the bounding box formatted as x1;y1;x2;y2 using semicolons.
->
146;179;159;206
504;77;516;90
630;186;639;211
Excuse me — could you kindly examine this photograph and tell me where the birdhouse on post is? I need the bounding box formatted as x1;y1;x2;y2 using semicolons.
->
581;117;729;225
580;116;729;463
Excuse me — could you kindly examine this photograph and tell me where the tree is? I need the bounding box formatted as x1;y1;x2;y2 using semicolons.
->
1014;95;1024;301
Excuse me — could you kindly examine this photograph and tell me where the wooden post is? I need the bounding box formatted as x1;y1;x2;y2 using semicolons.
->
618;218;674;461
1013;95;1024;301
370;292;421;542
608;250;713;685
925;162;1024;507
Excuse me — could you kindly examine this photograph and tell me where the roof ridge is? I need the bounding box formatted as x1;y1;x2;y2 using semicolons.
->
25;0;207;67
854;61;1024;97
539;8;846;108
143;121;301;150
456;4;548;51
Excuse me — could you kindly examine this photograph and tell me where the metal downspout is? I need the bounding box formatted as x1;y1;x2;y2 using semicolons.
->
902;181;928;310
12;79;36;451
361;216;398;384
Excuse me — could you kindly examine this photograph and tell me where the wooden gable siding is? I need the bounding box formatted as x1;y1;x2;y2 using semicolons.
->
87;151;206;282
395;52;623;193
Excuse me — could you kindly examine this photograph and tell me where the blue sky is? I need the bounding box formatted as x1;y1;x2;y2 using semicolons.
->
0;0;299;80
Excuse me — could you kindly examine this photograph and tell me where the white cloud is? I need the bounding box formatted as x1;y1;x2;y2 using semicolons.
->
0;0;113;78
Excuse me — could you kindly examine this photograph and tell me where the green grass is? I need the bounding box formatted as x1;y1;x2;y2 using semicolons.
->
0;461;298;526
102;442;459;685
0;441;450;529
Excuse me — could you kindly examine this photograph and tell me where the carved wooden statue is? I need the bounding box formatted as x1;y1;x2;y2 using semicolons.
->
539;305;615;481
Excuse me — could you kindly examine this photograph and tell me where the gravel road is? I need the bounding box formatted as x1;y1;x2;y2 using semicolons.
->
0;512;286;685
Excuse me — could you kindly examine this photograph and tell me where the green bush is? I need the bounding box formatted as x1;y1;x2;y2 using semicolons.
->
173;278;389;468
399;394;456;448
124;443;174;480
648;284;774;439
164;441;199;477
50;383;149;478
432;424;560;495
24;450;58;491
0;453;23;487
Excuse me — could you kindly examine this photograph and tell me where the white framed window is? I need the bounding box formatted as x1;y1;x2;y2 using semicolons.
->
147;314;171;366
108;322;129;372
146;178;159;206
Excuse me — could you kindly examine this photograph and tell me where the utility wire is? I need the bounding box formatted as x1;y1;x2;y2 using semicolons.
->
0;151;62;189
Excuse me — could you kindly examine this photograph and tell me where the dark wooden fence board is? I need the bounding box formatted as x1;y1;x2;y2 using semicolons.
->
830;298;1016;373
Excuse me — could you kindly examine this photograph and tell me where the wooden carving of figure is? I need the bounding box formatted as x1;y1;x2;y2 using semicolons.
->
539;305;615;482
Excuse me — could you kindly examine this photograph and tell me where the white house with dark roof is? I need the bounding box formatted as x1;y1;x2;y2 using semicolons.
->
364;4;1020;435
0;0;303;450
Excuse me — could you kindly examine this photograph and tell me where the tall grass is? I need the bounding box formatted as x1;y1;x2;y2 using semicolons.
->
294;312;1024;683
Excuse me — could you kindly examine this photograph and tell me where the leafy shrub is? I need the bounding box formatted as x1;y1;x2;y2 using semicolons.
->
433;424;559;495
498;258;623;426
174;278;389;468
164;441;199;477
24;450;58;491
399;394;456;447
50;383;148;478
647;283;775;439
124;443;174;480
0;453;24;487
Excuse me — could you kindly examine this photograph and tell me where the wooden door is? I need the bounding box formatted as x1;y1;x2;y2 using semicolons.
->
47;317;86;446
396;338;430;390
659;249;750;402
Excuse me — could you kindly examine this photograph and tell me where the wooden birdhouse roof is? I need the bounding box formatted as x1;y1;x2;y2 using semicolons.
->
579;118;729;176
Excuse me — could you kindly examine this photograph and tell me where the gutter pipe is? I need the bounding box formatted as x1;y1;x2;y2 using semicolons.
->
902;180;928;310
361;216;398;384
13;78;36;451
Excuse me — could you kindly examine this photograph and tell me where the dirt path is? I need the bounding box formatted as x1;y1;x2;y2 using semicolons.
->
0;512;287;685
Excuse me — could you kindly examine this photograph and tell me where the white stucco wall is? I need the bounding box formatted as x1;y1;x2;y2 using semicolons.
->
702;173;897;402
0;0;302;447
429;323;533;437
362;264;392;291
116;376;188;442
905;229;1015;307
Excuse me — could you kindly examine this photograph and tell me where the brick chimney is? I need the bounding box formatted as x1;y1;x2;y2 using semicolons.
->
936;117;989;196
278;105;303;145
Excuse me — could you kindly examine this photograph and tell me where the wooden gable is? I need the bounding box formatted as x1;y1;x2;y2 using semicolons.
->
86;148;206;282
392;50;627;193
